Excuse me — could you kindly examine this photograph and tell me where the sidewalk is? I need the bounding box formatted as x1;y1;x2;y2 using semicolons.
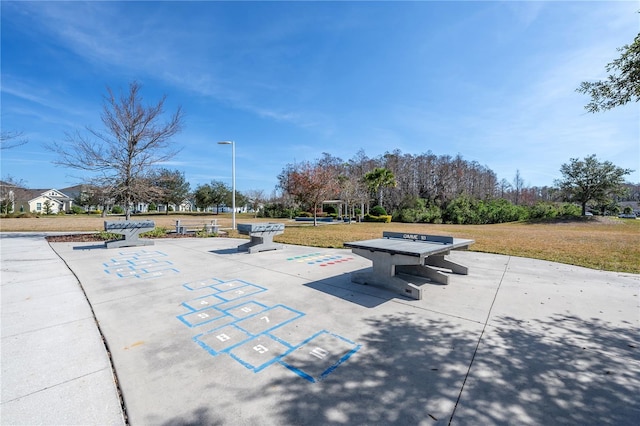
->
2;233;639;425
1;233;125;425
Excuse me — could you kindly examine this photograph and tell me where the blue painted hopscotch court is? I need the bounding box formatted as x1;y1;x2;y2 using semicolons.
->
177;277;361;383
103;250;180;280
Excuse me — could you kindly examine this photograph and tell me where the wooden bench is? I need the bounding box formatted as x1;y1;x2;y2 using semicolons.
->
175;219;219;235
104;220;155;249
344;231;474;300
237;223;285;253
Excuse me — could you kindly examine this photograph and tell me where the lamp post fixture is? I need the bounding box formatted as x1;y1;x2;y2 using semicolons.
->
217;140;236;230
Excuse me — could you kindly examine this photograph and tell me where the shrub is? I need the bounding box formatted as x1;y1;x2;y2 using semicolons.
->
363;214;392;223
71;205;85;214
483;199;528;223
560;203;581;217
323;205;337;215
111;205;124;214
260;202;299;218
528;202;581;220
149;203;157;211
529;202;558;219
89;209;102;215
444;196;477;224
298;211;313;217
370;205;387;216
95;231;121;240
442;196;529;225
395;196;443;224
138;227;167;238
195;227;218;237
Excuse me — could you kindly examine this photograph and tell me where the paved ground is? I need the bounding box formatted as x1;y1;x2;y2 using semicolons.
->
1;233;639;425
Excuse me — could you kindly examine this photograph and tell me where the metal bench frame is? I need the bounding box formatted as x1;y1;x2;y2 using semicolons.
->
103;220;156;249
237;223;285;253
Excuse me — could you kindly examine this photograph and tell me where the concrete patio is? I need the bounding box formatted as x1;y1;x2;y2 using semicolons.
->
1;233;638;425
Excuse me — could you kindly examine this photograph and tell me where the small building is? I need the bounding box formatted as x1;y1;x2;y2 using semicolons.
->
11;188;73;214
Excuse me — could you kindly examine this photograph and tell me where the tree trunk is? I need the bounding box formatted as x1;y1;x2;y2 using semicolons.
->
313;202;318;226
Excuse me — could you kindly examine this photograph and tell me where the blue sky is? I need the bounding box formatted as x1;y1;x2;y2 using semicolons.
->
1;1;639;195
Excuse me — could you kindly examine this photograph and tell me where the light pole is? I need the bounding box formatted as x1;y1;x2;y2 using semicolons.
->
217;140;236;230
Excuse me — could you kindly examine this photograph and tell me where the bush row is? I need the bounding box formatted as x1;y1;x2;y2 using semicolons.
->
252;196;585;225
394;196;582;224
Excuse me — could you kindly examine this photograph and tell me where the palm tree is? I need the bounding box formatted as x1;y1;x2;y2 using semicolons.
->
364;167;396;209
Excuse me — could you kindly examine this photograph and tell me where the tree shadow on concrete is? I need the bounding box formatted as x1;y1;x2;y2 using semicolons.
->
156;407;223;426
244;312;479;425
455;314;639;425
239;312;638;425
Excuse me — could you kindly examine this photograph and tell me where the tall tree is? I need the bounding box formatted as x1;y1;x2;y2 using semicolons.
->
555;154;633;215
513;170;525;206
279;160;339;226
364;167;397;208
194;184;213;212
149;168;190;214
210;180;231;214
577;32;640;112
47;81;184;219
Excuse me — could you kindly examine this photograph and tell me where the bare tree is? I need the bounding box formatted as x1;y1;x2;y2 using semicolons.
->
279;160;339;226
513;170;525;205
0;176;27;214
499;178;512;199
245;189;265;218
338;174;368;221
1;130;27;150
47;81;184;219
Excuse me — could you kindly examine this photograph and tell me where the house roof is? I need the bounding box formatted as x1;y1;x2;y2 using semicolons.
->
12;188;72;202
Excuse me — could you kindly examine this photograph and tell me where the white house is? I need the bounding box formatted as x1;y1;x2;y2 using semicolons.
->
11;188;73;214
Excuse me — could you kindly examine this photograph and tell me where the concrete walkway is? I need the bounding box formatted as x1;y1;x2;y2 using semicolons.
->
1;233;638;425
1;233;125;425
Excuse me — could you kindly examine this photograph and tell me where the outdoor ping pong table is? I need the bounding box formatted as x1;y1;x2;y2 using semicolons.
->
344;231;475;300
237;222;285;253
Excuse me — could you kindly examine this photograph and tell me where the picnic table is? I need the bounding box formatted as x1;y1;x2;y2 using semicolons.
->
344;231;474;300
175;219;219;234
